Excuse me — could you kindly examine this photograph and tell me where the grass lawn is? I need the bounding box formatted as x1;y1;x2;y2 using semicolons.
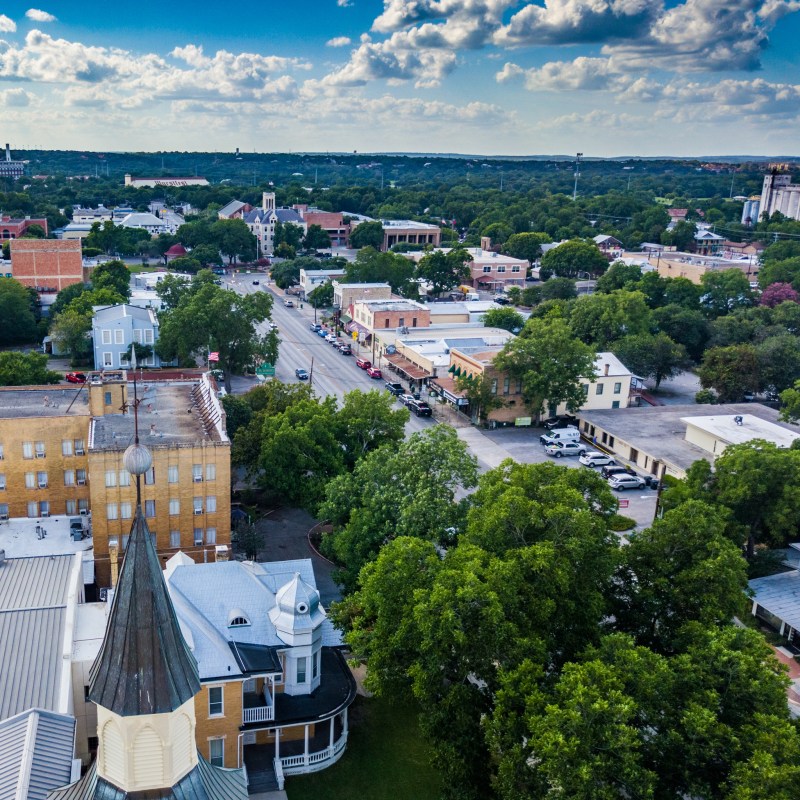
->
126;263;160;273
286;695;442;800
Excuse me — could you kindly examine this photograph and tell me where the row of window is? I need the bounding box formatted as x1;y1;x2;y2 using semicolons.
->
0;499;89;518
107;497;217;519
481;265;522;273
381;316;419;328
99;328;154;345
111;527;217;552
0;440;87;460
582;381;624;396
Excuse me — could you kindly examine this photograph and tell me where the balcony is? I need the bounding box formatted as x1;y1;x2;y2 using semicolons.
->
243;691;274;724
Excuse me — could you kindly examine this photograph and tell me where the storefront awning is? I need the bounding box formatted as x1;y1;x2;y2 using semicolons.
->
383;352;431;380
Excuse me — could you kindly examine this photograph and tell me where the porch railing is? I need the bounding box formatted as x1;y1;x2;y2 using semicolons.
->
243;704;274;724
280;731;348;775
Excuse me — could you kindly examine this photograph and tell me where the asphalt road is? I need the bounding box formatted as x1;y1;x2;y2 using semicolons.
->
224;272;433;435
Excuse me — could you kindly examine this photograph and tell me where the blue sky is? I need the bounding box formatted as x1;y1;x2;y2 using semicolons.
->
0;1;797;156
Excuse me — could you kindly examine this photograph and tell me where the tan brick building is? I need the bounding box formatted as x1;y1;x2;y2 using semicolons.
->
0;372;231;587
351;298;430;333
9;238;85;292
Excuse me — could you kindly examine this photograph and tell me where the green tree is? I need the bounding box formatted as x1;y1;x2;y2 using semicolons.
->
274;220;305;250
90;259;131;298
494;316;595;419
154;273;192;311
612;332;689;389
663;276;702;309
653;304;709;361
274;242;296;260
189;243;221;266
697;344;760;402
481;222;514;246
211;218;256;264
349;220;384;249
221;394;253;440
416;247;473;296
454;372;506;423
303;224;331;250
482;307;524;333
50;283;89;319
540;277;577;300
21;223;46;238
0;351;61;386
50;308;92;362
595;262;642;293
157;282;273;390
661;219;697;251
233;521;264;561
569;290;652;349
540;239;608;278
757;334;800;394
307;281;334;308
0;277;39;345
699;269;754;317
504;232;551;263
166;256;202;274
344;247;415;295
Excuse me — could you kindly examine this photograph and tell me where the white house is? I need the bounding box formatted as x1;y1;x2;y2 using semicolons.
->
91;304;169;370
118;212;168;236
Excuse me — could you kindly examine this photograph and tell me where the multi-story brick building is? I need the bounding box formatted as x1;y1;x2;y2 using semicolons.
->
9;238;84;292
0;371;231;587
351;298;430;333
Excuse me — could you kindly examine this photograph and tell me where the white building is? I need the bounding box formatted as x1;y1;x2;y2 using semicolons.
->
123;174;209;188
91;304;167;370
118;212;168;236
761;172;800;222
243;193;307;257
299;267;346;298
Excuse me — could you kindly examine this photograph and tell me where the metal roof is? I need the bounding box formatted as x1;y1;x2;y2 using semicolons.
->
0;555;76;611
88;506;200;717
0;709;76;800
46;757;247;800
750;570;800;632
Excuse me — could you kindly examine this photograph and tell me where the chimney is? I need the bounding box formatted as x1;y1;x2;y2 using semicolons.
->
109;541;119;588
480;236;491;251
604;363;610;376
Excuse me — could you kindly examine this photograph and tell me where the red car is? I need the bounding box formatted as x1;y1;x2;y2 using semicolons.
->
355;358;371;370
366;367;382;379
65;372;87;383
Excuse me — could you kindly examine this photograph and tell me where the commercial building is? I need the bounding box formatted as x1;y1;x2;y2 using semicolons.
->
376;219;440;251
333;281;392;312
646;251;760;285
741;196;761;225
351;298;431;334
299;267;346;298
761;170;800;222
0;143;25;179
123;174;209;188
9;238;85;292
71;206;113;225
0;214;48;239
292;205;351;247
577;403;800;480
404;244;527;290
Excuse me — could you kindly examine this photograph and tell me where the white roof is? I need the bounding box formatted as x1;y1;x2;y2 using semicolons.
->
682;414;800;448
119;212;166;228
750;570;800;632
593;352;633;379
165;557;342;680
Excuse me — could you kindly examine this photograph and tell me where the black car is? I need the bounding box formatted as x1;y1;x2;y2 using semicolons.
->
542;414;579;430
493;296;510;305
385;382;404;396
295;368;310;381
339;345;352;355
601;464;635;479
408;399;433;417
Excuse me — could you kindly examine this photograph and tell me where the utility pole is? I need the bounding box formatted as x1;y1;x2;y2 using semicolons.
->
572;152;583;201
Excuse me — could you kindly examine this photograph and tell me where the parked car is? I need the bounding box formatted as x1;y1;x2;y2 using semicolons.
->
356;358;371;370
601;464;635;480
540;427;580;446
408;399;433;417
366;367;382;379
579;452;616;468
284;299;294;307
339;345;352;356
544;441;587;458
252;280;260;285
608;474;647;491
542;415;579;430
493;295;510;305
295;368;309;380
317;328;328;338
65;372;87;383
325;333;337;343
399;394;416;406
310;322;321;332
385;382;404;396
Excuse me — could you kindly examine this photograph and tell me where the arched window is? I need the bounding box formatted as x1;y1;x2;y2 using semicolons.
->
228;608;250;627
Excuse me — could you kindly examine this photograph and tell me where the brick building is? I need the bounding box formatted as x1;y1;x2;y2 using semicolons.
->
9;238;84;292
351;298;430;333
0;215;48;238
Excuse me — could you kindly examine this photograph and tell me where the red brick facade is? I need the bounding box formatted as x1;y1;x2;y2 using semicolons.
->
0;216;48;238
10;239;85;292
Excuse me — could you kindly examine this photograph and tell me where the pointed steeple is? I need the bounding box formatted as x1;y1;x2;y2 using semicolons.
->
88;505;200;715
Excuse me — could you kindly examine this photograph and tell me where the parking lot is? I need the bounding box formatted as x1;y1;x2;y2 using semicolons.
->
464;424;659;531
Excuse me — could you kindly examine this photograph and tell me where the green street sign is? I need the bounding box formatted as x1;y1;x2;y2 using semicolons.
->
255;363;275;376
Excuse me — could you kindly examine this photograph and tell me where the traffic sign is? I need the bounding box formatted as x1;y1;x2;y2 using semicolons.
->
255;363;275;376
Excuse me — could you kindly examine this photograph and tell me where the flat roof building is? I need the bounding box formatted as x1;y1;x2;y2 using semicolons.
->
9;239;84;293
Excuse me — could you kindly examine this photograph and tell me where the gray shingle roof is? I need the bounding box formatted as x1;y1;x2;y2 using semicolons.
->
749;570;800;632
0;709;76;800
88;506;200;716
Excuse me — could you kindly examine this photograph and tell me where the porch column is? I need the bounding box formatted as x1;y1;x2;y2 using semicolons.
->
343;707;348;736
304;724;310;767
275;728;280;761
329;716;335;756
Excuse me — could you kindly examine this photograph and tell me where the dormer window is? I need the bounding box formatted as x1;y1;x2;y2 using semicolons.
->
228;608;250;627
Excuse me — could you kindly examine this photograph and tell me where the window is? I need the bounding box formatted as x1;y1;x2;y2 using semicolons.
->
0;474;5;490
582;384;589;396
0;502;7;517
398;317;405;327
119;470;130;487
206;496;217;513
101;330;111;345
312;651;319;680
169;498;180;516
168;465;179;484
412;317;417;327
503;377;510;395
37;471;47;489
144;499;155;517
78;499;88;513
25;472;35;489
22;442;33;459
205;464;216;481
76;469;86;485
515;379;523;394
0;444;4;460
35;442;45;458
133;329;143;344
511;265;521;273
206;527;217;544
209;738;224;767
491;378;498;395
114;329;124;345
297;657;307;683
74;439;85;455
170;530;181;548
27;501;38;518
64;470;75;486
144;329;154;344
596;383;604;396
612;401;621;409
193;528;203;545
613;382;622;395
104;389;112;405
66;500;77;515
120;502;132;519
497;265;506;273
40;501;49;516
208;687;223;717
107;503;118;520
193;497;203;515
192;464;203;482
62;440;73;457
103;355;113;370
144;467;155;485
483;265;492;273
229;614;248;627
105;470;117;488
384;319;390;328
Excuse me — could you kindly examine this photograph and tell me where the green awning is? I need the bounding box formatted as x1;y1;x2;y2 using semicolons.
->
448;364;456;374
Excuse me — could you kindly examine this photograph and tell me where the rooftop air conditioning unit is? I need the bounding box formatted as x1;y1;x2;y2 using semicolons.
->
36;452;46;458
77;479;86;485
76;449;85;455
193;476;203;483
194;508;203;515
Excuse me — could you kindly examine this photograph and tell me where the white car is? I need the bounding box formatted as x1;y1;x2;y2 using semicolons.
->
579;451;616;467
608;474;646;491
544;441;587;458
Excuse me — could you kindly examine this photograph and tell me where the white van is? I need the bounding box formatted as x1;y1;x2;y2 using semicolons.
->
539;426;580;446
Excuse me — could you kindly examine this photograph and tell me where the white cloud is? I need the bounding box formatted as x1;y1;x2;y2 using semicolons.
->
519;56;626;91
1;88;32;106
326;36;352;47
337;0;353;6
0;15;16;32
25;9;56;22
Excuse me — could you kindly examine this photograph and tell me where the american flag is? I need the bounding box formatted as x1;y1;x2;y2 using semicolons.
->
208;352;220;362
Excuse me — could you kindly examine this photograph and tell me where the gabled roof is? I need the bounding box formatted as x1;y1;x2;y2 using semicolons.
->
0;709;76;800
88;507;200;716
217;200;247;218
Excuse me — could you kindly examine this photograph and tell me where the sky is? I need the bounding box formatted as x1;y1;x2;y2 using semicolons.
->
0;1;797;157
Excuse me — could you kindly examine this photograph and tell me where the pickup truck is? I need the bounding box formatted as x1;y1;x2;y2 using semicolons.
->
385;382;404;396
